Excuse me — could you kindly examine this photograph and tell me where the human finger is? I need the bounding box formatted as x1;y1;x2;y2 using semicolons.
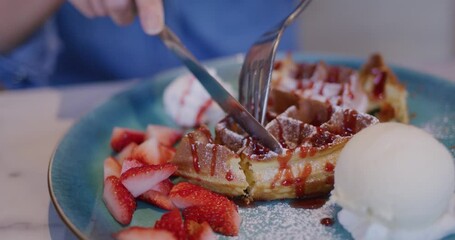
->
135;0;164;35
104;0;135;26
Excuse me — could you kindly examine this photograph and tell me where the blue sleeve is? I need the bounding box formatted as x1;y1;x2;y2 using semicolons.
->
0;19;61;89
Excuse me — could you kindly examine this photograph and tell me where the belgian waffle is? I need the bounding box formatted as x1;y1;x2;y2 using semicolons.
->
172;96;378;200
170;54;406;200
271;53;408;123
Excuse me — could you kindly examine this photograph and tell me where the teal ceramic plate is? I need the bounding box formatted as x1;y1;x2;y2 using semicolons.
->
48;54;455;239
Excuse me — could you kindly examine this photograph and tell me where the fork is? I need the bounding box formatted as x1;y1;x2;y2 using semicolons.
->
238;0;313;125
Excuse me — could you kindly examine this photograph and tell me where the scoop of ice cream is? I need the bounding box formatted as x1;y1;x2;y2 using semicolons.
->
331;122;455;240
163;69;233;127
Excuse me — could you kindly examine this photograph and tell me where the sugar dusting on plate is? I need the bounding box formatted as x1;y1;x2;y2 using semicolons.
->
230;201;347;240
421;113;455;156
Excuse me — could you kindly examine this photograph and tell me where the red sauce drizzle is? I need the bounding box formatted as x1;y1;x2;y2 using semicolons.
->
299;146;309;158
341;109;358;136
308;127;336;148
294;163;312;198
195;99;213;124
225;170;234;181
198;126;213;143
179;78;194;106
177;78;195;123
271;150;294;188
324;162;335;173
187;133;200;173
290;197;327;209
273;61;282;70
320;217;334;226
372;68;387;99
210;144;217;176
246;137;270;157
309;147;317;157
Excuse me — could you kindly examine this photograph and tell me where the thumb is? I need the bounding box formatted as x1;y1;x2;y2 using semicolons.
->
136;0;164;35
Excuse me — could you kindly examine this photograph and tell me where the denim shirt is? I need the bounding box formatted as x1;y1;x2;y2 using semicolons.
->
0;1;298;89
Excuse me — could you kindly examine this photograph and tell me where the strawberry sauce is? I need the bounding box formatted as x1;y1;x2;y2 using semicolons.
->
324;162;335;173
195;99;213;124
320;217;334;226
294;163;312;198
225;170;234;181
187;133;200;173
289;196;326;209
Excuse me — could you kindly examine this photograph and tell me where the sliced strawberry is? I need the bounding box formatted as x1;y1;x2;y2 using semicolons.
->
185;220;217;240
121;164;177;197
110;127;145;152
146;125;183;147
183;202;240;236
131;138;164;165
120;158;144;175
131;138;175;165
139;189;176;210
169;182;226;209
116;142;137;165
154;209;186;240
104;157;121;180
150;179;174;194
103;176;136;225
114;227;176;240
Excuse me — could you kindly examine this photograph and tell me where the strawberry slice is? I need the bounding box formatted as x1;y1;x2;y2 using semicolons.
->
131;138;176;165
139;190;176;210
183;202;240;236
154;209;186;240
104;157;121;180
116;142;138;165
121;164;177;197
114;227;176;240
120;158;145;175
103;176;136;225
150;179;174;194
139;178;176;210
146;125;183;147
185;220;217;240
169;182;225;209
110;127;145;152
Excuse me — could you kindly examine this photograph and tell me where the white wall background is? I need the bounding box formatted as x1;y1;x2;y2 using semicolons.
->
297;0;455;66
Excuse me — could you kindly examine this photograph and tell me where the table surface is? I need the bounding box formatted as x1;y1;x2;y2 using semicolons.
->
0;61;454;240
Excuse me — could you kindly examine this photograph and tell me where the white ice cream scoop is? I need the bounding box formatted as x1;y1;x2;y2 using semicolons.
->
331;122;455;240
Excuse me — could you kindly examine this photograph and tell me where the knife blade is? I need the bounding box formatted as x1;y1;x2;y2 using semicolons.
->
159;26;283;154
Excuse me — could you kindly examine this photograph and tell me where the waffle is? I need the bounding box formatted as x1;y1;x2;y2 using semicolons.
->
172;96;378;200
271;53;408;123
172;126;249;197
170;54;406;200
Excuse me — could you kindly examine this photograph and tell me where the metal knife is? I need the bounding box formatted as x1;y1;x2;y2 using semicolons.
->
158;26;283;154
